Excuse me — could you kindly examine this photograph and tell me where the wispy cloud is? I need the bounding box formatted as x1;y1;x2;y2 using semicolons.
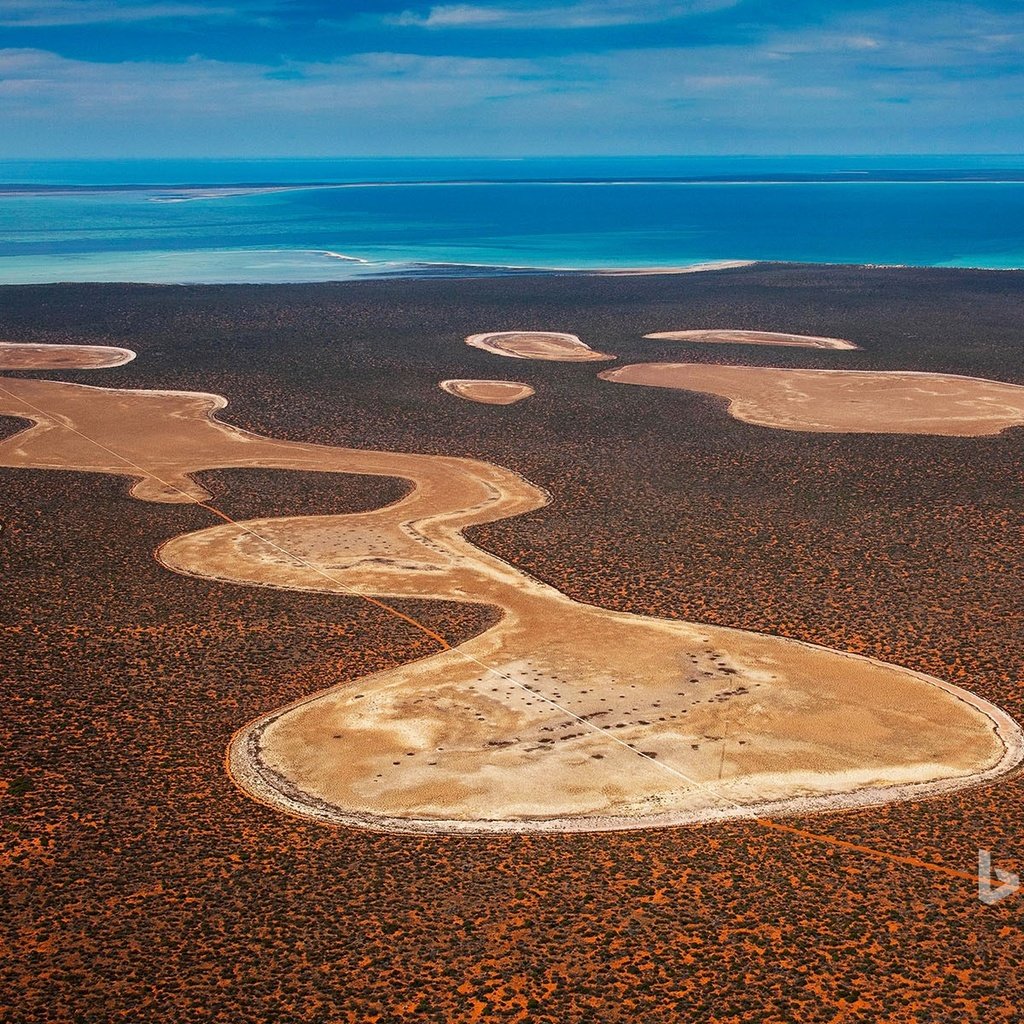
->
2;3;1023;156
0;47;554;118
0;1;252;26
764;3;1024;66
386;0;739;31
684;73;767;91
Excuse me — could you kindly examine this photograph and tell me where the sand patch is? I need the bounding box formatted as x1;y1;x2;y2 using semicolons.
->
1;367;1019;834
600;363;1024;437
595;260;755;277
0;341;136;370
466;331;614;362
439;379;535;405
643;329;858;350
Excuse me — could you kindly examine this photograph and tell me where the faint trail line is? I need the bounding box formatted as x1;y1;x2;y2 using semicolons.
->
194;501;451;649
1;378;1002;893
754;819;982;882
0;382;451;650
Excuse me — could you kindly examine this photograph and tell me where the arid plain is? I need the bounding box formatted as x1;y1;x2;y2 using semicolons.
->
3;331;1019;832
2;265;1023;1022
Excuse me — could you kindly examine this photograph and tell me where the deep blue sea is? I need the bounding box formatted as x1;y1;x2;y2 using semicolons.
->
2;156;1024;284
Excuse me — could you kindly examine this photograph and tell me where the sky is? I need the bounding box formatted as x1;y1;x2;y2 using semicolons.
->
0;0;1022;157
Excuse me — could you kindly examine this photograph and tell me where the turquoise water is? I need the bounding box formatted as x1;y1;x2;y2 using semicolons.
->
2;157;1024;283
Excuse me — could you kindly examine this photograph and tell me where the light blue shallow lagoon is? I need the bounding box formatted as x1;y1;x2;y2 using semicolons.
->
2;156;1024;283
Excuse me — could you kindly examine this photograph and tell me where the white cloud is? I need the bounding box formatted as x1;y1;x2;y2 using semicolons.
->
843;35;882;51
763;3;1024;67
387;0;738;31
0;1;249;26
684;74;766;91
391;5;505;28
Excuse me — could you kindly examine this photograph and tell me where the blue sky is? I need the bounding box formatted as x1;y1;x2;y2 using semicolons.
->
0;0;1022;156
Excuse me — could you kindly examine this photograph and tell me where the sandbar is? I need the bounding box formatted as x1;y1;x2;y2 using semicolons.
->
595;260;755;277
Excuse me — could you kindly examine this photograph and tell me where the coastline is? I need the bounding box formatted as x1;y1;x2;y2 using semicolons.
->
0;252;759;287
3;254;1024;288
6;158;1024;286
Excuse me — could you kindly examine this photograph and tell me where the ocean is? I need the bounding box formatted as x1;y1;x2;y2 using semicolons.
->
2;156;1024;284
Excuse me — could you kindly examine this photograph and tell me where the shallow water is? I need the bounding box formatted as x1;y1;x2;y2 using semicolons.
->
2;156;1024;283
